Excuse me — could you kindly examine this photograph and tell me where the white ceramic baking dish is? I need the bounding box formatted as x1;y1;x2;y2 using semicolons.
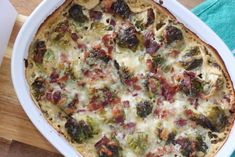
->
11;0;235;156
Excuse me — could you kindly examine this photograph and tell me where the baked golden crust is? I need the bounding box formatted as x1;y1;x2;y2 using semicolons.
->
26;0;235;157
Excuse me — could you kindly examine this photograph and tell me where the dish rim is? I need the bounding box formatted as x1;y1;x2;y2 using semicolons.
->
11;0;235;157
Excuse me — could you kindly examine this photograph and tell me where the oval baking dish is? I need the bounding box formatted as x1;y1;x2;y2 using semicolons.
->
11;0;235;156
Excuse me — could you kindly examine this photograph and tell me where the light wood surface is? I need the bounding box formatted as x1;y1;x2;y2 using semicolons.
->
0;0;203;156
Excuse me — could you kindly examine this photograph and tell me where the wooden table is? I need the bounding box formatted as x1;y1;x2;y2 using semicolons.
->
0;0;203;156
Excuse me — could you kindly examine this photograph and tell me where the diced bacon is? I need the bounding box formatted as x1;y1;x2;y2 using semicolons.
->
101;0;115;12
50;71;59;83
169;50;180;57
160;79;178;102
144;31;160;55
123;101;130;108
175;118;187;127
146;8;155;27
112;108;125;123
184;109;193;116
102;33;117;54
123;122;136;133
60;53;70;64
133;84;141;91
89;10;103;20
95;136;110;148
52;91;61;104
71;33;79;41
88;97;104;111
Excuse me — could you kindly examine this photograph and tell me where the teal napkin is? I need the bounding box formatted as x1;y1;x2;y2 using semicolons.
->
192;0;235;55
192;1;235;156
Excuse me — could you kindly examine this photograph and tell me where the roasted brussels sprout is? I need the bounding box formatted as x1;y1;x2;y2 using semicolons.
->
117;26;139;51
166;132;176;144
175;136;208;157
32;77;46;100
206;106;228;132
65;117;95;143
127;132;148;154
183;47;200;57
152;54;165;68
190;106;228;132
69;4;88;23
185;58;203;71
136;101;153;118
111;0;131;18
180;72;203;97
164;26;183;44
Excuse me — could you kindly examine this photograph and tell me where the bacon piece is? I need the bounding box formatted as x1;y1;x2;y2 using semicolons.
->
175;118;187;127
101;0;115;12
33;41;47;64
95;136;120;157
146;8;155;27
50;70;59;83
160;79;178;102
89;10;103;20
71;33;79;41
144;31;160;55
123;122;136;133
52;91;61;104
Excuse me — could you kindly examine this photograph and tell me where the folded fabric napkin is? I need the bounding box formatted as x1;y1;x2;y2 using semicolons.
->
192;1;235;156
192;0;235;56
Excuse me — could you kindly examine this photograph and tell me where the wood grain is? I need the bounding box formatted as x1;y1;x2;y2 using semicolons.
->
0;0;204;155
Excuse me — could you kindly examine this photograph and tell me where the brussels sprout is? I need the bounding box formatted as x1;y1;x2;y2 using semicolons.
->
183;47;200;58
175;136;208;157
135;20;144;31
65;117;96;143
69;4;88;23
185;58;203;71
196;136;208;153
117;26;139;51
86;116;100;134
206;106;228;132
190;106;228;132
164;26;183;44
111;0;131;19
32;77;46;100
166;131;176;144
127;132;148;154
152;54;165;68
136;101;153;118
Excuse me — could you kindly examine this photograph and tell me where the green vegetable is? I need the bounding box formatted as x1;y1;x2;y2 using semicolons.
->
127;132;148;154
206;106;228;132
183;47;200;57
86;116;100;135
196;135;208;153
185;58;203;71
135;20;144;31
69;4;88;23
65;118;97;143
136;101;153;118
190;106;227;132
32;77;46;100
152;54;165;68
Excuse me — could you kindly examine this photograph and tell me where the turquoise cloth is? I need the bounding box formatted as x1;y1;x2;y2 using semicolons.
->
192;1;235;156
192;0;235;54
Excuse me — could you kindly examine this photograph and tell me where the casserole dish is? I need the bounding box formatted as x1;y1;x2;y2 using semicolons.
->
11;0;235;156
